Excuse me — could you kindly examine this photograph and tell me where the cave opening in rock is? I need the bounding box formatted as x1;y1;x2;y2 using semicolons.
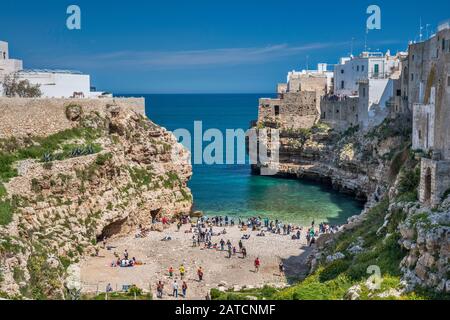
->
97;217;128;242
151;208;161;223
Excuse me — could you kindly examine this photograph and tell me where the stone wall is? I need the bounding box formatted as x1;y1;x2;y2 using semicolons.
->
419;158;450;207
0;97;145;139
409;28;450;159
258;91;320;129
320;95;359;131
288;74;328;94
412;100;435;151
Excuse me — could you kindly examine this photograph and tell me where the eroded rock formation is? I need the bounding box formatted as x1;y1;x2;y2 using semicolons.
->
0;101;192;299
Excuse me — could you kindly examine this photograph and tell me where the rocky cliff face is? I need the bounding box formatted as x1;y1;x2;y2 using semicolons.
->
253;115;450;297
397;200;450;292
253;117;412;202
0;101;192;299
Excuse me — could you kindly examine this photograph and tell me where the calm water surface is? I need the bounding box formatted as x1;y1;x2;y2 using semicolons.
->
123;94;363;225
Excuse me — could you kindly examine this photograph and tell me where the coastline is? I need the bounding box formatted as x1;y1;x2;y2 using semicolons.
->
80;220;318;300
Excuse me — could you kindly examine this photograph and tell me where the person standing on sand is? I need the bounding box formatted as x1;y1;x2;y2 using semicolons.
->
179;264;186;280
279;262;285;275
220;239;225;251
182;281;188;298
172;280;178;298
254;257;260;272
197;267;204;281
227;246;232;258
124;249;129;260
238;240;243;251
156;281;164;298
168;266;174;278
241;247;247;258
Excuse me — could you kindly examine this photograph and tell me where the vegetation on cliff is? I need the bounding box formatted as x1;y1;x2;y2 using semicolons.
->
0;102;192;299
220;117;449;300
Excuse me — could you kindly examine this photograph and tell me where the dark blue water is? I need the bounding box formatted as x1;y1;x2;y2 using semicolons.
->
123;94;363;225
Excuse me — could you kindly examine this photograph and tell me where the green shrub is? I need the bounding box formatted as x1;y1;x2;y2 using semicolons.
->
319;259;351;282
0;182;6;198
127;285;143;296
95;153;112;166
397;167;420;195
0;199;13;225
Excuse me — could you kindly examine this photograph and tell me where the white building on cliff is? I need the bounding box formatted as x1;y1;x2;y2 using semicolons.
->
0;40;105;98
329;51;406;129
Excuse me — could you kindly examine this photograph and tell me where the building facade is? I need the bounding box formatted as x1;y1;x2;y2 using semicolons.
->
0;40;101;98
324;51;406;130
0;41;23;82
410;22;450;206
334;51;400;96
257;64;330;130
320;95;359;131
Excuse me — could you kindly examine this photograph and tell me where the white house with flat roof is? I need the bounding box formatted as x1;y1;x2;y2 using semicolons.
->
334;51;400;96
286;63;334;94
0;40;104;98
0;41;23;77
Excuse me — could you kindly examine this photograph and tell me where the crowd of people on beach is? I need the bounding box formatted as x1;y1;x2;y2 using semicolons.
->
101;213;342;299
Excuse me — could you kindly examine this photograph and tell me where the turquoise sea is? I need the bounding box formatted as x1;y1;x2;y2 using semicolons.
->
125;94;363;226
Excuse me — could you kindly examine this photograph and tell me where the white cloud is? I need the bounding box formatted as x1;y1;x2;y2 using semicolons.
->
60;42;347;70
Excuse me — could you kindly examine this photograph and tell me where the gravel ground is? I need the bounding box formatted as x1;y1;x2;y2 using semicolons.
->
80;223;313;300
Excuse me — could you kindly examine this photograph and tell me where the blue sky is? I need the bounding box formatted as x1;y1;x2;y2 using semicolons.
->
1;0;449;93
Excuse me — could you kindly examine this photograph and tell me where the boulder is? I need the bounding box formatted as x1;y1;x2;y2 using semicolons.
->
344;285;361;300
326;252;345;263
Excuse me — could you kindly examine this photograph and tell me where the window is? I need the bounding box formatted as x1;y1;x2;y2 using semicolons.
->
362;87;366;97
443;39;446;51
357;66;360;72
341;69;344;74
397;89;401;96
374;64;379;75
448;76;450;87
274;105;280;116
418;130;422;140
412;54;415;61
341;80;345;89
411;73;414;81
362;65;365;72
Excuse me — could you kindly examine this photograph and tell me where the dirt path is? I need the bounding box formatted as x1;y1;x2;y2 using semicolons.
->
80;223;313;300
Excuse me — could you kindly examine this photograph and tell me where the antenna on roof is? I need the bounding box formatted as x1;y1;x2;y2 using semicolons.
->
364;27;368;52
419;17;423;42
350;37;355;56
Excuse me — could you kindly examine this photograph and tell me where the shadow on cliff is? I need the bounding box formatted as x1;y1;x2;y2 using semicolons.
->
278;243;315;285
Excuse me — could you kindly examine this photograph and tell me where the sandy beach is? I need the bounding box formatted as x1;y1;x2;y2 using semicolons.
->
80;222;314;300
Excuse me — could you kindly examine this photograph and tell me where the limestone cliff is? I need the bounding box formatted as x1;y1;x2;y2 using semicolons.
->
0;100;192;299
252;115;450;298
253;116;412;202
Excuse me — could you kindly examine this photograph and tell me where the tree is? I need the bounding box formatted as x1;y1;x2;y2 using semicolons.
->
1;73;42;97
